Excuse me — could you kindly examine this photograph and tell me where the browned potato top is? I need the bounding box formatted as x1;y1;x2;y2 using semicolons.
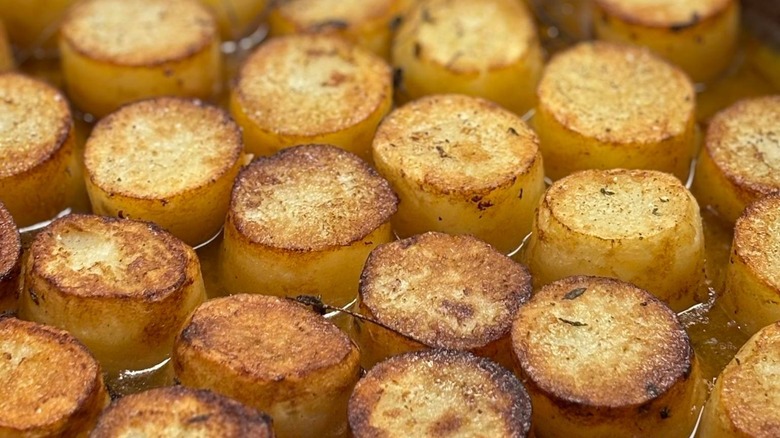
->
360;231;532;349
91;386;274;437
373;94;539;194
84;97;243;200
732;195;780;289
0;72;72;178
512;276;692;407
0;202;19;279
29;214;192;300
349;349;532;437
595;0;732;28
538;41;694;144
0;317;105;433
60;0;217;66
229;144;397;251
705;95;780;196
233;34;392;137
176;294;358;387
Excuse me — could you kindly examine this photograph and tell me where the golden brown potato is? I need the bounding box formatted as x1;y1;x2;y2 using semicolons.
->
220;144;397;307
0;20;13;71
84;97;245;246
0;202;20;313
230;34;392;160
593;0;740;83
0;317;109;437
692;96;780;224
20;214;207;372
199;0;268;41
511;276;706;437
720;195;780;337
535;41;696;181
698;321;780;438
59;0;221;117
356;232;532;369
0;0;76;51
91;386;275;437
268;0;411;59
392;0;543;115
172;294;361;438
349;349;532;437
372;94;545;254
522;169;705;312
0;72;79;227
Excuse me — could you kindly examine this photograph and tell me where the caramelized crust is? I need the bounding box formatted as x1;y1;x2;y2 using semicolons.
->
0;317;108;436
349;349;532;437
704;96;780;199
373;94;539;194
30;214;189;299
732;196;780;294
595;0;731;28
85;97;243;200
0;72;72;179
229;144;398;251
538;41;694;145
233;35;391;138
60;0;217;66
92;386;274;437
0;202;20;283
360;232;532;350
512;276;692;408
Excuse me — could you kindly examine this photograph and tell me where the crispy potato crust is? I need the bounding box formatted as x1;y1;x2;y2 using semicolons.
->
0;203;20;311
595;0;731;28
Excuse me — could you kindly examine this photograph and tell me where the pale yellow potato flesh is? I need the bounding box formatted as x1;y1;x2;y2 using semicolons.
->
84;97;244;246
356;232;532;369
721;195;780;337
535;41;696;181
268;0;412;59
0;72;80;227
392;0;543;115
0;317;109;437
692;96;780;224
172;294;361;438
372;94;545;254
59;0;221;117
0;0;76;50
698;322;780;438
220;144;397;307
348;350;532;438
230;34;392;161
199;0;268;41
593;0;740;83
20;214;207;372
511;276;706;438
91;386;274;437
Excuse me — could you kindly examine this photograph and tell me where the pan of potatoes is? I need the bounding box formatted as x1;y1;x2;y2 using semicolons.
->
0;0;779;436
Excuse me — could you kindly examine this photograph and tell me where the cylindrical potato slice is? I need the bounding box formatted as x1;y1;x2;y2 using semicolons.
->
349;349;532;438
721;195;780;337
91;386;275;437
0;20;13;71
593;0;740;83
692;96;780;224
59;0;221;118
84;97;245;246
268;0;411;59
392;0;543;115
511;276;706;438
0;202;20;313
220;144;397;307
0;73;79;227
20;214;207;372
372;94;545;254
0;317;109;437
698;321;780;438
535;41;696;181
172;294;361;438
199;0;268;41
230;34;392;160
0;0;76;51
357;232;532;369
522;169;705;312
